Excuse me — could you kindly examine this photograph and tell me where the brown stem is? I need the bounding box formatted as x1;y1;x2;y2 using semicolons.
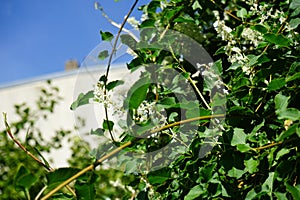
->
41;141;132;200
41;114;225;199
103;0;139;143
2;113;76;197
251;138;296;151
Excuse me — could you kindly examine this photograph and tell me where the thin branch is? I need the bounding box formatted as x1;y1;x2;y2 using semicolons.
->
41;141;133;200
251;141;283;151
251;138;296;151
168;44;211;110
41;114;225;199
104;0;139;79
150;114;225;134
209;0;241;21
95;2;139;41
3;112;51;171
2;113;76;197
103;0;139;142
261;15;289;54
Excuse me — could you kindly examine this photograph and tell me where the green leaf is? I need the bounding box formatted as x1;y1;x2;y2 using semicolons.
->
285;183;300;199
70;90;94;110
211;59;223;76
237;8;247;19
274;192;288;200
274;93;289;111
291;8;300;17
227;62;242;70
250;120;265;135
14;165;37;190
267;78;286;91
47;168;80;187
275;148;290;160
127;57;144;70
75;172;97;200
120;34;137;50
184;185;204;200
231;128;247;146
103;120;114;131
126;77;150;109
244;158;259;174
98;50;109;60
139;19;156;28
90;128;104;136
286;72;300;82
147;168;171;185
34;147;51;170
277;123;299;141
289;18;300;29
278;108;300;121
192;0;202;10
261;172;275;195
100;31;114;42
106;80;124;91
174;16;195;23
168;112;178;122
234;25;244;38
75;182;95;200
51;193;74;200
247;54;260;67
251;24;268;34
263;33;290;47
245;188;257;200
237;144;251;152
290;0;300;10
227;167;245;179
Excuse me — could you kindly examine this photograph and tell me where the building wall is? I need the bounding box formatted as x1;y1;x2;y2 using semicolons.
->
0;65;129;167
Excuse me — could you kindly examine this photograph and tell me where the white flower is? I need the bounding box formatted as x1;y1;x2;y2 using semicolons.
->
213;19;233;41
241;28;263;47
127;17;139;29
141;14;148;22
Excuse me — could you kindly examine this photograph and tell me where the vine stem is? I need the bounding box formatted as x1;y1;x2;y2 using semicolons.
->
95;2;139;41
41;141;133;200
103;0;139;142
41;114;225;199
168;44;211;110
251;137;296;151
2;113;76;197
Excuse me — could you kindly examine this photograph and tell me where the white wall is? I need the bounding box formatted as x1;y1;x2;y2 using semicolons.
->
0;65;129;167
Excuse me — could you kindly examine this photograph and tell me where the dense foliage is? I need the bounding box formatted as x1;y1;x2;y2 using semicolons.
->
3;0;300;199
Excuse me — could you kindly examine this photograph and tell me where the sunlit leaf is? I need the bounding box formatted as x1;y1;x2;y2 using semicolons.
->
70;91;94;110
106;80;124;91
98;50;109;60
267;78;286;91
15;165;37;190
103;120;114;131
263;33;290;46
285;183;300;199
244;158;259;173
184;185;204;200
126;77;150;109
231;128;246;146
147;168;171;185
100;31;114;42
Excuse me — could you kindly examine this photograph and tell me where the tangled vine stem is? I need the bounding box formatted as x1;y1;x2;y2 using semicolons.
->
41;114;225;199
2;113;76;198
103;0;139;143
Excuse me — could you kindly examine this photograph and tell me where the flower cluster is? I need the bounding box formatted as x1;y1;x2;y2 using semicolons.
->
127;16;139;30
93;82;111;107
133;100;167;127
213;11;248;65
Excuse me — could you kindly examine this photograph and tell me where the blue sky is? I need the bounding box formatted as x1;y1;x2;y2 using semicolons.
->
0;0;147;85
